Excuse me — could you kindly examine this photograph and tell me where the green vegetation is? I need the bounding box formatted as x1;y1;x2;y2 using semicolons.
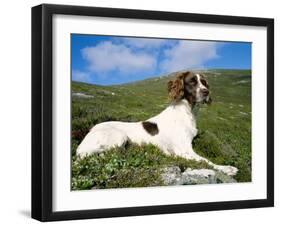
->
72;143;212;190
71;69;252;189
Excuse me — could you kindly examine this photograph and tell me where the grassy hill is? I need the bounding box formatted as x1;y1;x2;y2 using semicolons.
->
71;69;251;190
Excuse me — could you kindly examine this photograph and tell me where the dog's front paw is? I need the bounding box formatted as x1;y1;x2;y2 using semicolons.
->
216;165;238;176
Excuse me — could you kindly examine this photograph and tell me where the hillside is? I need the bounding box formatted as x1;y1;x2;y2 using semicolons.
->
71;69;252;189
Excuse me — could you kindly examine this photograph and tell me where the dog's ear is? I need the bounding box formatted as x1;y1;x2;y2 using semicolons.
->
167;74;185;101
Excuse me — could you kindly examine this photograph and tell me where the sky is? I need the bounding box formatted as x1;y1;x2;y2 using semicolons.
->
71;34;251;85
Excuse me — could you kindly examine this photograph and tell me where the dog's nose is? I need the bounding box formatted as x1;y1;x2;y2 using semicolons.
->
202;88;209;96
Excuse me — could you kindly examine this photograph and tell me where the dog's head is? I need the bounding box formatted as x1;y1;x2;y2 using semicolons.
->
167;71;212;107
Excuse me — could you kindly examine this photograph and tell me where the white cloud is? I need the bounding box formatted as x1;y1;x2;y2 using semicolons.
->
160;40;219;73
121;38;170;49
75;39;220;84
81;41;157;75
72;70;91;83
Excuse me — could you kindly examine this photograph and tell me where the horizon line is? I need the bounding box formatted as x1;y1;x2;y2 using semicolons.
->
72;68;252;86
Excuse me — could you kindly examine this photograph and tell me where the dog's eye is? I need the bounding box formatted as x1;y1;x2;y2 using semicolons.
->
200;79;208;87
189;77;197;85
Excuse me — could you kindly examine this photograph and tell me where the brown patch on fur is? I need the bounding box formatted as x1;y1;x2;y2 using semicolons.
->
199;74;209;88
142;121;159;136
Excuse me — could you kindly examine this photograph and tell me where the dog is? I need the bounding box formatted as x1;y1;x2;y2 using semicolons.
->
76;71;238;176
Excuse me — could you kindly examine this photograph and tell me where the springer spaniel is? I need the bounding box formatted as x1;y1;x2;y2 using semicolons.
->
77;71;238;176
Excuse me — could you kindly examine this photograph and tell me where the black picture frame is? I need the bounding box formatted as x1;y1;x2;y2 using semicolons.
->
32;3;274;222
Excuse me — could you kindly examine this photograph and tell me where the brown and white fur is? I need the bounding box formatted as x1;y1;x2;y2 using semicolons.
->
76;71;238;176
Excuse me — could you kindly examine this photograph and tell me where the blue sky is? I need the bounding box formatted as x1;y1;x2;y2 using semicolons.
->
72;34;251;85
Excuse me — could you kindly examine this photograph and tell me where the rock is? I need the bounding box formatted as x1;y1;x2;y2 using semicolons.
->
180;168;216;185
161;167;236;186
72;92;94;98
214;171;237;183
161;166;181;185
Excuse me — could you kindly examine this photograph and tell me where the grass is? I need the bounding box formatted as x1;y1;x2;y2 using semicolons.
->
71;69;252;189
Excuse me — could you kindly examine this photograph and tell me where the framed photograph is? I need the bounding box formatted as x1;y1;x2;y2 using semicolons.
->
32;4;274;221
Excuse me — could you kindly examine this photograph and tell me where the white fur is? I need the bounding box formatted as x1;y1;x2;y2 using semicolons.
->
195;73;208;102
77;99;238;176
